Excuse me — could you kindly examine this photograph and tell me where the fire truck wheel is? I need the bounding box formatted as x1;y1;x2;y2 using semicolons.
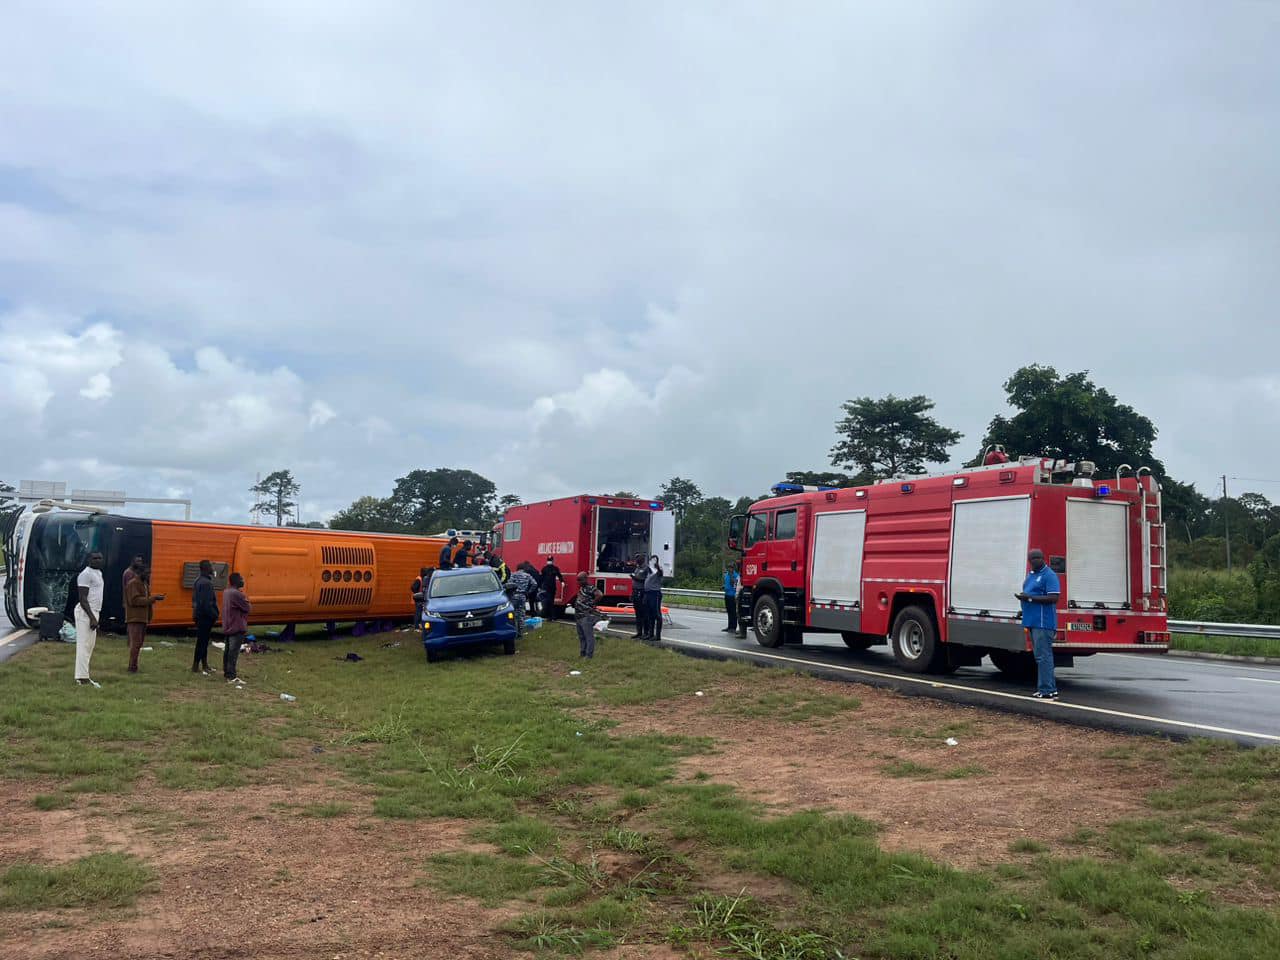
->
841;632;875;650
752;595;785;648
989;649;1037;680
890;606;943;673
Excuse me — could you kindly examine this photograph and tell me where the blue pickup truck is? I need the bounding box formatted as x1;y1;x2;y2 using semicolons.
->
420;567;518;663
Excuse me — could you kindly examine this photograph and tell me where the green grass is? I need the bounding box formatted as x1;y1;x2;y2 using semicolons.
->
6;624;1280;956
1171;632;1280;659
0;853;154;909
1009;838;1050;854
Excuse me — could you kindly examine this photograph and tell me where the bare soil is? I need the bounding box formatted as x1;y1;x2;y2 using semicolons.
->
593;676;1170;870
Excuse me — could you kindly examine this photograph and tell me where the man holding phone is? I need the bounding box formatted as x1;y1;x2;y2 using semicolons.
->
1016;548;1061;700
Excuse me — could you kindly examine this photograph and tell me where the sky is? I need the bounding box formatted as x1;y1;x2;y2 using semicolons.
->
1;1;1277;523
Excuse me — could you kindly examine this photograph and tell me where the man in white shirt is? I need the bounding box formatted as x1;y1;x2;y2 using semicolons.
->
75;552;105;687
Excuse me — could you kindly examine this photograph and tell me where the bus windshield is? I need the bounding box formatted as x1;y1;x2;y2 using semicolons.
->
23;513;116;620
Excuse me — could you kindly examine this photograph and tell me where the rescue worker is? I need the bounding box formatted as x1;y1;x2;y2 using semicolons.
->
722;561;741;633
412;566;430;625
1016;548;1061;700
454;539;473;568
573;571;604;659
642;555;664;643
539;556;566;619
630;554;648;639
490;554;510;582
438;536;458;571
520;561;541;615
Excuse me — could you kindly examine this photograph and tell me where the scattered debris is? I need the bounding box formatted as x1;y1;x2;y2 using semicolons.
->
141;646;154;652
334;652;364;662
695;691;704;697
381;640;402;649
280;693;297;702
212;641;226;650
569;670;582;677
311;745;325;754
945;737;959;747
158;640;175;647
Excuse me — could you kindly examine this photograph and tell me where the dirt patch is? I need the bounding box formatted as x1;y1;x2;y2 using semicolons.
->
0;768;515;960
594;677;1170;870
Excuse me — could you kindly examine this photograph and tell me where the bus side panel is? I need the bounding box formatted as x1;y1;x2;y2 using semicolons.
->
367;536;446;618
148;522;241;627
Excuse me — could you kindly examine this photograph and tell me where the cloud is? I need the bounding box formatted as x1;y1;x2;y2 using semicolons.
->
308;400;336;429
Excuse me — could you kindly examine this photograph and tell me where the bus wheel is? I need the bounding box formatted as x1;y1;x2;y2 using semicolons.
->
890;606;942;673
753;595;785;648
989;649;1037;680
841;632;875;650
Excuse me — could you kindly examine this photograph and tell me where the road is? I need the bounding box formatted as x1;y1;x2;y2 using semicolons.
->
0;575;35;663
642;607;1280;746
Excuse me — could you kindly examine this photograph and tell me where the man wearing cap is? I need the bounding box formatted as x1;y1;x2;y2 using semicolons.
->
538;556;566;620
1016;548;1061;700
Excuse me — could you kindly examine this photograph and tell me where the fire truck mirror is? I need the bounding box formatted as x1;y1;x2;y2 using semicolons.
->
1050;555;1066;573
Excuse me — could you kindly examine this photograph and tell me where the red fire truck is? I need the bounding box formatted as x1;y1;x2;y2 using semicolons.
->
728;457;1169;676
493;495;676;612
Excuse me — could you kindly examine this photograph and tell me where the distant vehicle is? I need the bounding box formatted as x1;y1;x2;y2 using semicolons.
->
729;458;1169;677
491;495;675;612
1;502;447;632
420;566;518;663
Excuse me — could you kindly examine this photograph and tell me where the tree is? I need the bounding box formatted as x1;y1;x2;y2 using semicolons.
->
1161;478;1212;545
978;366;1161;476
251;470;301;526
784;470;870;488
658;477;703;520
674;496;734;583
329;495;408;534
388;468;498;533
287;520;327;529
829;395;962;479
612;491;638;499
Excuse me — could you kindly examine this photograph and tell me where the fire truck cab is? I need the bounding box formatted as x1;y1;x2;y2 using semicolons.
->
728;457;1169;676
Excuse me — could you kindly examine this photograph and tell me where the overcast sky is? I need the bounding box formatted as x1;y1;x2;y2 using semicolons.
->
1;2;1277;523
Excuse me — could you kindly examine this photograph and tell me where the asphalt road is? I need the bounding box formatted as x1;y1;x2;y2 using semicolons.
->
0;576;35;663
638;607;1280;746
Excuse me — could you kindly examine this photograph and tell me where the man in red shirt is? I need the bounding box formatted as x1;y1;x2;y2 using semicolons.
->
221;572;252;683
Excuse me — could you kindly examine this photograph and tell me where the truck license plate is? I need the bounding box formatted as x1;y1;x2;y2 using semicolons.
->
459;619;483;630
1067;622;1093;631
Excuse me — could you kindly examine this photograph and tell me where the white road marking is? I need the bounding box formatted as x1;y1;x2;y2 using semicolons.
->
1235;676;1280;686
1100;651;1280;675
0;628;31;647
652;634;1280;744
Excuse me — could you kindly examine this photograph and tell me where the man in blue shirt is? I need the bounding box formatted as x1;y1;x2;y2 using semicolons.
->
1017;548;1061;699
722;562;741;633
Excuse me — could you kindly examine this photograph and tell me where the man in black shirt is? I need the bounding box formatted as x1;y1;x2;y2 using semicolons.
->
191;560;219;675
630;555;647;639
539;557;566;620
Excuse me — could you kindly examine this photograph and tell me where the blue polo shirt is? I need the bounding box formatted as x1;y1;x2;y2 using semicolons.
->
1021;566;1060;631
723;571;739;597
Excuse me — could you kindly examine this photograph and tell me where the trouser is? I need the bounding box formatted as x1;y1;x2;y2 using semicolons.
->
644;591;663;641
1031;628;1057;694
538;590;554;618
127;622;147;672
724;594;738;630
194;615;215;670
631;590;645;636
414;600;424;626
512;597;527;636
224;632;246;679
74;608;98;680
576;617;597;658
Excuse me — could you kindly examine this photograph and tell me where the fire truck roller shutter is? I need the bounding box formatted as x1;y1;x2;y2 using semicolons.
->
650;510;675;576
808;510;866;634
1066;499;1129;609
948;496;1031;619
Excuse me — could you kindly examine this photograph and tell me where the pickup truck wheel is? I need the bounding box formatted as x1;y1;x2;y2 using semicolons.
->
752;595;785;648
890;606;943;673
503;637;516;656
841;632;875;651
989;649;1037;680
426;647;441;664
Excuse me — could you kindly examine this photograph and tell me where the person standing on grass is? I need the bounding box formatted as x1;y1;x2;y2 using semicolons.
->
573;571;603;659
192;559;219;675
520;561;541;616
221;572;252;683
124;561;164;673
642;556;664;643
412;566;430;625
630;555;648;640
74;552;105;687
507;564;535;636
1016;548;1061;700
722;561;741;633
123;554;143;593
539;556;566;620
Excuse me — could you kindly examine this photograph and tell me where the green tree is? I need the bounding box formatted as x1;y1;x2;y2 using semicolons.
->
978;365;1160;475
658;477;703;520
674;496;734;584
612;491;638;498
1162;478;1212;545
388;468;497;533
329;495;408;534
250;470;301;526
829;395;961;480
784;470;870;488
286;520;327;529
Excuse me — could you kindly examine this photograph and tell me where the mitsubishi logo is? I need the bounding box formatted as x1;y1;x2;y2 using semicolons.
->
466;611;472;618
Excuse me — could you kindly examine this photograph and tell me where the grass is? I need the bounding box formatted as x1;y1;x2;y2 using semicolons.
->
5;624;1280;956
1171;632;1280;659
0;853;154;910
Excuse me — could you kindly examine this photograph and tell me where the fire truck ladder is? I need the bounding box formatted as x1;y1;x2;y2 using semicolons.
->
1136;468;1166;610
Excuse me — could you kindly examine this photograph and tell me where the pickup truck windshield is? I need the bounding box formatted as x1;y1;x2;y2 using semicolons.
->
430;570;500;598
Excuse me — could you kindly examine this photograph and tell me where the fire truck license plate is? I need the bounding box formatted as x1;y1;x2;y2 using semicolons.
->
459;619;483;630
1067;622;1094;631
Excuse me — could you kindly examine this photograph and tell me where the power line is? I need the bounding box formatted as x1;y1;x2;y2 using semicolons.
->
1231;477;1280;485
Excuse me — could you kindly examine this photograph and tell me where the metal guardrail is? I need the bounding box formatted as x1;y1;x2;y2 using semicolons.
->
665;589;1280;640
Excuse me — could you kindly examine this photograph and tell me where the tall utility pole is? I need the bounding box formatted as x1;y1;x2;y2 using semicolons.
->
1222;475;1232;572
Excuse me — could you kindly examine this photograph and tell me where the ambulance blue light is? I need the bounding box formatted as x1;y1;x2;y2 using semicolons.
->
1095;484;1111;497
